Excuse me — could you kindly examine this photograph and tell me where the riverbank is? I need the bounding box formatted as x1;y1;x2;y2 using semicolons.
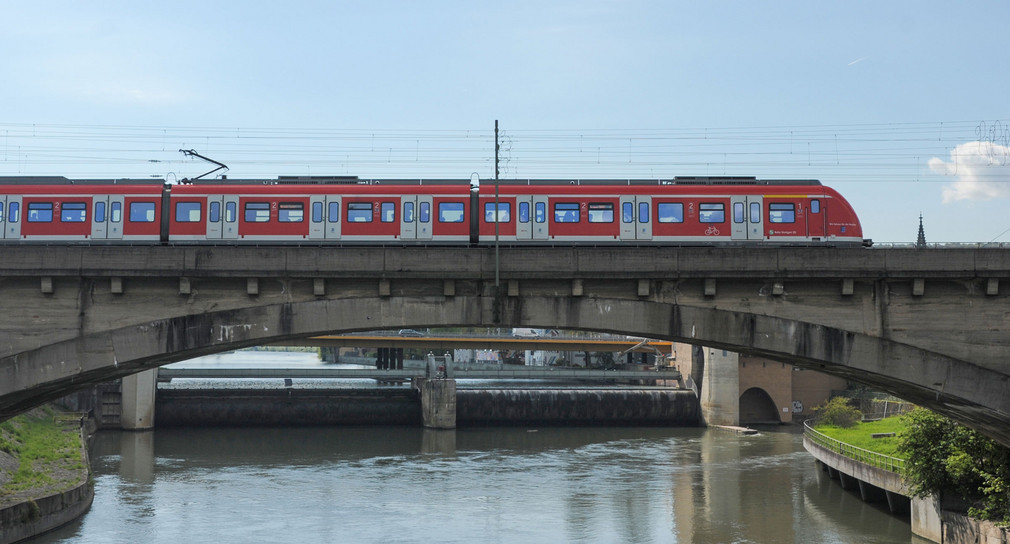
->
0;407;93;544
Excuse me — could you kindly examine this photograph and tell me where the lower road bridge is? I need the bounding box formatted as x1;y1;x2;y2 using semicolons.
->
1;246;1009;446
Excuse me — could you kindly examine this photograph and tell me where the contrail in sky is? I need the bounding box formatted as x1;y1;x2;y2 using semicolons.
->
847;56;868;66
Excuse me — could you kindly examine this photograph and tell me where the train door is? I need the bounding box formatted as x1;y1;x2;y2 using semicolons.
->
619;196;652;241
106;196;124;240
532;195;548;240
309;196;325;240
731;196;763;241
207;196;224;239
321;195;341;240
4;196;20;239
516;196;532;240
221;196;239;239
92;196;109;239
413;195;431;241
807;198;826;238
400;196;416;240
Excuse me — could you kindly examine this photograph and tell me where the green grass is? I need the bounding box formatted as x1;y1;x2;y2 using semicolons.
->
0;406;85;496
813;416;906;457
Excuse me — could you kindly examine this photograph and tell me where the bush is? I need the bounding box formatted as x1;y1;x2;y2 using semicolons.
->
812;396;862;428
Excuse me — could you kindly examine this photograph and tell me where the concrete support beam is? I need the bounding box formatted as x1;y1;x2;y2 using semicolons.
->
508;280;519;297
111;277;123;294
987;278;999;296
443;279;455;297
179;277;192;295
841;278;854;296
911;495;942;543
858;480;886;502
638;279;650;297
313;278;325;296
912;278;925;296
885;491;910;514
704;278;717;297
837;471;857;490
121;369;157;431
572;279;583;297
41;277;53;294
419;378;456;429
378;279;390;297
247;278;259;296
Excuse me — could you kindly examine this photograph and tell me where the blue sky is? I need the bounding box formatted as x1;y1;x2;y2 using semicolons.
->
2;1;1009;243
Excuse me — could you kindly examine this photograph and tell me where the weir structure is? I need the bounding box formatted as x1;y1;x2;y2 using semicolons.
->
0;245;1009;445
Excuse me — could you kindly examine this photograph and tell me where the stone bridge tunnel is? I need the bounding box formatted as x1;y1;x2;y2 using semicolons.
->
0;246;1008;447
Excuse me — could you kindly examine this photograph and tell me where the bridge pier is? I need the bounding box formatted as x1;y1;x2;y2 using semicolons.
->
418;378;456;429
121;369;157;431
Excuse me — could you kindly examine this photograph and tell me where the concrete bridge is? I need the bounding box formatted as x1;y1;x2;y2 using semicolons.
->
1;245;1009;446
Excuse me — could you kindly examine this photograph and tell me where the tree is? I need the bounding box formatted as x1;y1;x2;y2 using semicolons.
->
897;408;1010;524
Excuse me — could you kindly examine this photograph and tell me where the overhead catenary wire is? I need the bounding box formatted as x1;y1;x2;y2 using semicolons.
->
1;120;1008;182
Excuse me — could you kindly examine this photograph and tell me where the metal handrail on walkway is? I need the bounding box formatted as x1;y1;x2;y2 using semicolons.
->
803;419;906;474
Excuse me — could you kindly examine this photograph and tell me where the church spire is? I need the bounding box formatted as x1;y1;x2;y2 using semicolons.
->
916;214;927;248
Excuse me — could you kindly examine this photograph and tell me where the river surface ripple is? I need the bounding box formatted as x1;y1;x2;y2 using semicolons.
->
37;425;917;544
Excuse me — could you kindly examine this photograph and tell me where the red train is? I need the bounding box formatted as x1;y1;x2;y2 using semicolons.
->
0;176;868;246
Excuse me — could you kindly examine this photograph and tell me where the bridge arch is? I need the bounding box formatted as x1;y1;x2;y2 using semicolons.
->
739;387;781;425
2;291;1008;448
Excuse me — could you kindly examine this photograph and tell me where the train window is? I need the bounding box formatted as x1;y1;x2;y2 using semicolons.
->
244;202;271;223
380;202;395;223
750;202;761;223
61;202;87;222
403;202;414;223
554;202;580;223
278;202;304;222
110;202;121;223
519;202;530;223
210;201;222;223
27;202;54;222
95;202;106;223
535;202;546;223
225;202;236;222
311;202;323;223
657;203;683;223
622;202;633;223
768;203;796;223
347;203;373;222
810;199;821;213
8;202;18;223
328;202;340;223
175;202;202;223
588;203;613;223
484;202;511;222
699;203;725;223
638;202;649;223
0;205;3;222
733;202;745;223
420;202;430;223
438;202;465;223
130;202;156;222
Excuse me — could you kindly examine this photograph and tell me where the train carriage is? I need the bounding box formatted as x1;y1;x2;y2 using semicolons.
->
0;176;866;247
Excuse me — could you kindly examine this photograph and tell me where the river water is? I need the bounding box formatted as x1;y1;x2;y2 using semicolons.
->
38;425;918;544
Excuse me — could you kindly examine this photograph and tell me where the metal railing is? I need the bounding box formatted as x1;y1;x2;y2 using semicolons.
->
803;419;906;474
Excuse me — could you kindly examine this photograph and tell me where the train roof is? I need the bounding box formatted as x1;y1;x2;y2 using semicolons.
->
0;175;821;186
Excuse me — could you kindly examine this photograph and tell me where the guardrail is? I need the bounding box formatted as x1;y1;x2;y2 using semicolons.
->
803;419;906;474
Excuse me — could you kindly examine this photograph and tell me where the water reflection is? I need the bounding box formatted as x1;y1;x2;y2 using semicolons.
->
42;426;912;544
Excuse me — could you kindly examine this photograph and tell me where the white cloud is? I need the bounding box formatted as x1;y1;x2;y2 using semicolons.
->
930;141;1010;202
